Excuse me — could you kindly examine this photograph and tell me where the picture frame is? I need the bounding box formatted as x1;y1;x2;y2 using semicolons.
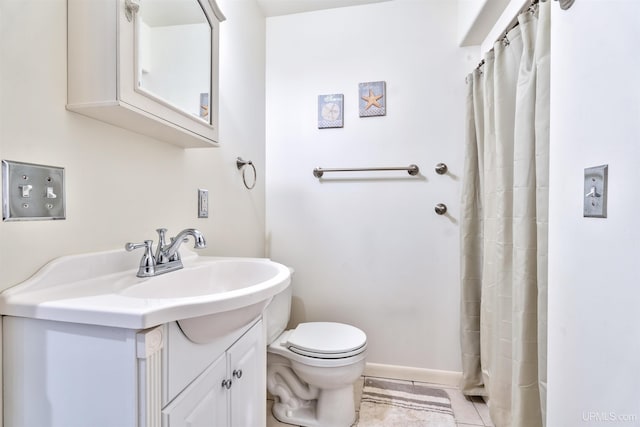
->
359;81;386;117
318;94;344;129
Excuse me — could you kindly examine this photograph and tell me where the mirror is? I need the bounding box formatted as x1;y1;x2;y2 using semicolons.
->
136;0;212;123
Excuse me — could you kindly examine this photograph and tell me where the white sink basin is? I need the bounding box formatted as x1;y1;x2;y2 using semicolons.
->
120;258;285;299
0;248;291;342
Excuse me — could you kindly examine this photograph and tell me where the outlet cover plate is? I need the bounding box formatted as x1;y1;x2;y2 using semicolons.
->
198;189;208;218
2;160;66;221
584;164;608;218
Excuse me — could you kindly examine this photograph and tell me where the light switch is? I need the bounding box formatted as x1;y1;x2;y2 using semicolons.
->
2;160;66;221
584;164;608;218
20;185;33;198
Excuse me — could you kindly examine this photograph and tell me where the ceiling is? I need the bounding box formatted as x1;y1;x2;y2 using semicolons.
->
256;0;392;17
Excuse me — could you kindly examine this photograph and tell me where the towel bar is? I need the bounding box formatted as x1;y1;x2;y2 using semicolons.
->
313;164;420;178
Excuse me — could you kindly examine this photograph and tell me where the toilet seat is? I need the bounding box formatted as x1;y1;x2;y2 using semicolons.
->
268;322;367;368
286;322;367;359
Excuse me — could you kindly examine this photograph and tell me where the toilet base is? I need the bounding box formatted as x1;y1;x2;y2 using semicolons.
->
271;384;356;427
272;400;317;427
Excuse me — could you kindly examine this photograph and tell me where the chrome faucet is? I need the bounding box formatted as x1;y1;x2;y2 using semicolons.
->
125;228;207;277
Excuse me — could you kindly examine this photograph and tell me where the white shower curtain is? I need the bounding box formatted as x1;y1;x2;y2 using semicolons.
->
460;2;549;427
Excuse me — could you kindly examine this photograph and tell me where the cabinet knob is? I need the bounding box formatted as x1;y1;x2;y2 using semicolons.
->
233;369;243;379
221;379;232;389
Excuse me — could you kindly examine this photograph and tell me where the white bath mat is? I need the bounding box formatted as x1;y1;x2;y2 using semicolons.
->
356;378;456;427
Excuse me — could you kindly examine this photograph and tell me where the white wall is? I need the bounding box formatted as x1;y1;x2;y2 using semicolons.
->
457;0;512;46
458;0;488;45
266;0;476;372
548;1;640;425
0;0;266;289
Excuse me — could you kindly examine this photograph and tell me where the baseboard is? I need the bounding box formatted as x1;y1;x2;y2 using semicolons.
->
364;362;462;387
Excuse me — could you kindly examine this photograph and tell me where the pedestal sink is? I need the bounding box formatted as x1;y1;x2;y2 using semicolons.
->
0;248;291;342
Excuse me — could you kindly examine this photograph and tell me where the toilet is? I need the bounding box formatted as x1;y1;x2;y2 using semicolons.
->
265;282;367;427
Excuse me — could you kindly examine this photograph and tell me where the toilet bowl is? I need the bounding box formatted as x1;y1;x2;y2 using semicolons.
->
265;283;367;427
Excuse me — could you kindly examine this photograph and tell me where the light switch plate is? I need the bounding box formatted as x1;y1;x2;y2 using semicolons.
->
584;164;608;218
198;189;208;218
2;160;66;221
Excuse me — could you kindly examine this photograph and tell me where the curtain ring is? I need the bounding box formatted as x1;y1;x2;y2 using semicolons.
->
236;157;256;190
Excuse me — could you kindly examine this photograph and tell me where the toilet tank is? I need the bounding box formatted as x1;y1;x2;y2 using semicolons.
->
264;274;292;345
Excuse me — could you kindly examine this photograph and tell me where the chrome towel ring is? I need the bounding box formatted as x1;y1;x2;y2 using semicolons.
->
236;157;256;190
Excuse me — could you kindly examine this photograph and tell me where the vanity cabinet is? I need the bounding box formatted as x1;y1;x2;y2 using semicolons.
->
163;318;265;426
2;316;265;427
67;0;225;148
163;352;228;427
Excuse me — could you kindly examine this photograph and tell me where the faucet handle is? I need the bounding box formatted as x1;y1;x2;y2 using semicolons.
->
125;240;152;252
167;237;184;262
156;228;168;240
125;240;156;277
155;228;169;263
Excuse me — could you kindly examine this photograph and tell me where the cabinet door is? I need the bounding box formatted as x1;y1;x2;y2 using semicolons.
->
228;321;266;427
67;0;223;148
162;353;228;427
117;0;222;145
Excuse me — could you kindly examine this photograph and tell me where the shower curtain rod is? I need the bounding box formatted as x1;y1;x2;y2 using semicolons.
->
474;0;539;71
473;0;574;72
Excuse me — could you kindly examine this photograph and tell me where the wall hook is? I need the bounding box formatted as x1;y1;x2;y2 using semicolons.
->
435;163;448;175
556;0;575;10
124;0;139;22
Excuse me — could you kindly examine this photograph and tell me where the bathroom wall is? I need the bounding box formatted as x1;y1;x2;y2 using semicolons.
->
0;0;267;289
547;1;640;424
458;0;487;44
457;0;512;46
265;0;476;372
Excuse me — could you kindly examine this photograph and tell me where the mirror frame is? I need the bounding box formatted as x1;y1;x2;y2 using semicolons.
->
119;0;225;144
67;0;226;148
133;0;216;126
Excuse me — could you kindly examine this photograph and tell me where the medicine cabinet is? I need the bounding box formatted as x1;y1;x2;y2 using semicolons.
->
67;0;225;148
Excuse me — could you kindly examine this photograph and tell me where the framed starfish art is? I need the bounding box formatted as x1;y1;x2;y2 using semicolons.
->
359;81;386;117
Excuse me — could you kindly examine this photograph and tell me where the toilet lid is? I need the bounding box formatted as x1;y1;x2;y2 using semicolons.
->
286;322;367;357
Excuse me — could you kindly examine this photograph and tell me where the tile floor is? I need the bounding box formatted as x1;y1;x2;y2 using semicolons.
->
267;376;495;427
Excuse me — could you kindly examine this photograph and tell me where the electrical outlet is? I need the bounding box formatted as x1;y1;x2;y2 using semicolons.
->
198;189;208;218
